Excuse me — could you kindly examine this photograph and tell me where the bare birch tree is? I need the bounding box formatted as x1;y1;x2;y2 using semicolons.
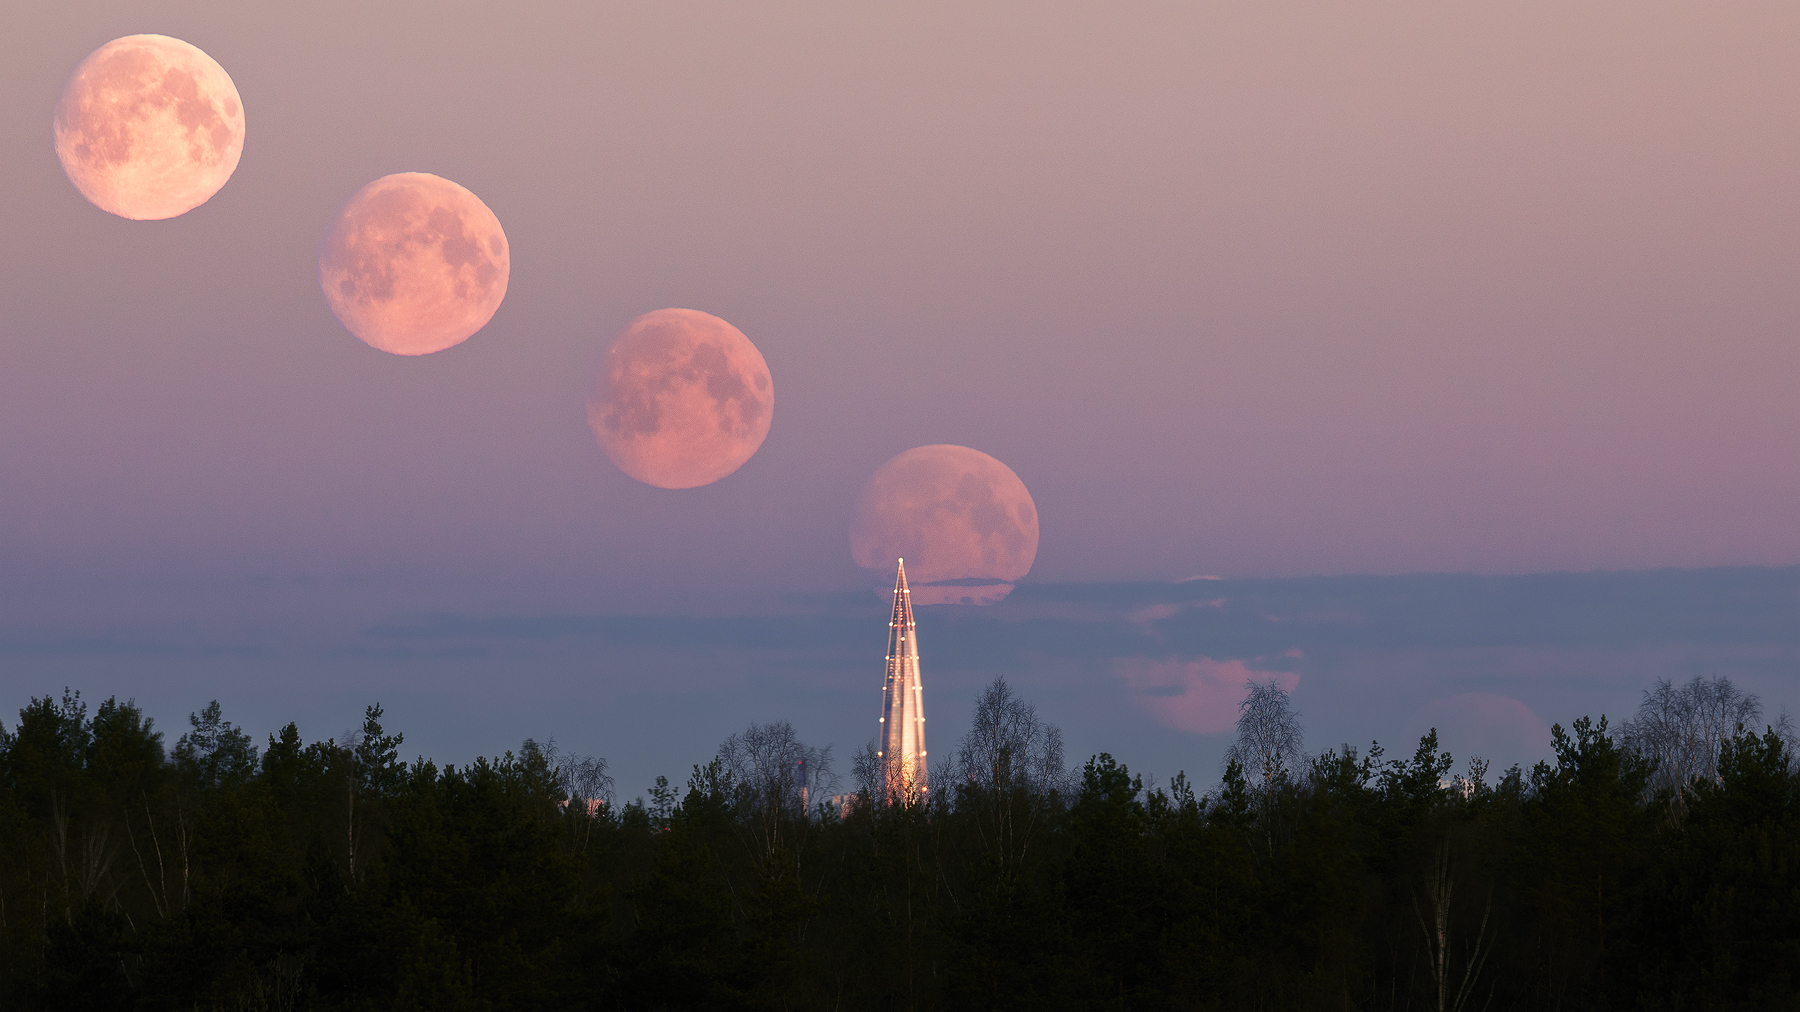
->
1223;681;1304;857
852;740;897;807
950;677;1071;798
948;678;1070;874
853;741;930;808
1415;840;1495;1012
1223;680;1304;804
718;721;835;859
332;704;402;889
1622;676;1761;821
535;737;614;853
538;736;615;812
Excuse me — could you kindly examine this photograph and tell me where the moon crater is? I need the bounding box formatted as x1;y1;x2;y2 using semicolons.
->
54;35;245;220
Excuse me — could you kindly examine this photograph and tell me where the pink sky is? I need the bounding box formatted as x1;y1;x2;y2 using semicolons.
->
0;3;1796;789
2;3;1796;607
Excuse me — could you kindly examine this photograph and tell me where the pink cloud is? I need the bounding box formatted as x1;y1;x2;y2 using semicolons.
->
1114;656;1300;734
1126;599;1226;628
1127;603;1184;626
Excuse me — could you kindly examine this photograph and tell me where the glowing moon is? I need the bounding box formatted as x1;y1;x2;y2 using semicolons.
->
54;35;245;220
587;309;774;489
850;445;1039;605
318;173;509;356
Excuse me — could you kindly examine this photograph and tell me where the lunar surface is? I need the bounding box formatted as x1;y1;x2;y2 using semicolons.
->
318;173;509;356
850;445;1039;605
54;35;245;220
588;309;774;489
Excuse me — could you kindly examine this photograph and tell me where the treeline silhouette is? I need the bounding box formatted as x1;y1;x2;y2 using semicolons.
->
2;676;1797;1011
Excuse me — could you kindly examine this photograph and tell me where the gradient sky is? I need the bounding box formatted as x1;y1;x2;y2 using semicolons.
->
3;2;1797;797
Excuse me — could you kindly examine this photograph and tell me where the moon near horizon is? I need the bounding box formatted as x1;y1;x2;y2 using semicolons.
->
318;173;509;356
54;35;245;220
588;309;774;489
850;445;1039;605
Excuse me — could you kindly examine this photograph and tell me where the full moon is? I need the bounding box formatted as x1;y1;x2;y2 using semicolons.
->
587;309;774;489
318;173;509;356
850;445;1039;605
54;35;245;220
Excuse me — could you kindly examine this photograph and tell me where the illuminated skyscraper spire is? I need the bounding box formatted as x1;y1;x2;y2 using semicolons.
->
878;558;928;800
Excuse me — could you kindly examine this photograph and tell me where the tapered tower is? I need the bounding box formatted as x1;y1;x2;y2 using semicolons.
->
878;558;928;800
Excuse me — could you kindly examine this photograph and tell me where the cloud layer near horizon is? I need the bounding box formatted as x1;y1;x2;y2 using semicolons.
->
3;566;1793;796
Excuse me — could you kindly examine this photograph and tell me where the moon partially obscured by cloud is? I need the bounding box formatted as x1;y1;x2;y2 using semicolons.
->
318;173;509;356
587;309;774;489
54;35;245;220
1412;693;1554;771
850;445;1039;605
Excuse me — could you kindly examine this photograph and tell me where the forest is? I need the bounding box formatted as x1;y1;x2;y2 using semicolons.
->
1;675;1797;1011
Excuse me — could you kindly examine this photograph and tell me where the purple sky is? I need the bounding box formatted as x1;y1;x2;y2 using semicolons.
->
3;2;1797;796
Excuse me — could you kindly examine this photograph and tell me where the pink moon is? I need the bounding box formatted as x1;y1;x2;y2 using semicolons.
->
850;445;1039;605
318;173;509;356
588;309;774;490
54;35;245;220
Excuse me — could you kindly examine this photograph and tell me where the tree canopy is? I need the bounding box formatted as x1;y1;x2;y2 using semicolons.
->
1;677;1796;1010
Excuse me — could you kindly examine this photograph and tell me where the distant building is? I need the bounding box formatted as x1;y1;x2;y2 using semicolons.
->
878;558;929;801
559;797;605;817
